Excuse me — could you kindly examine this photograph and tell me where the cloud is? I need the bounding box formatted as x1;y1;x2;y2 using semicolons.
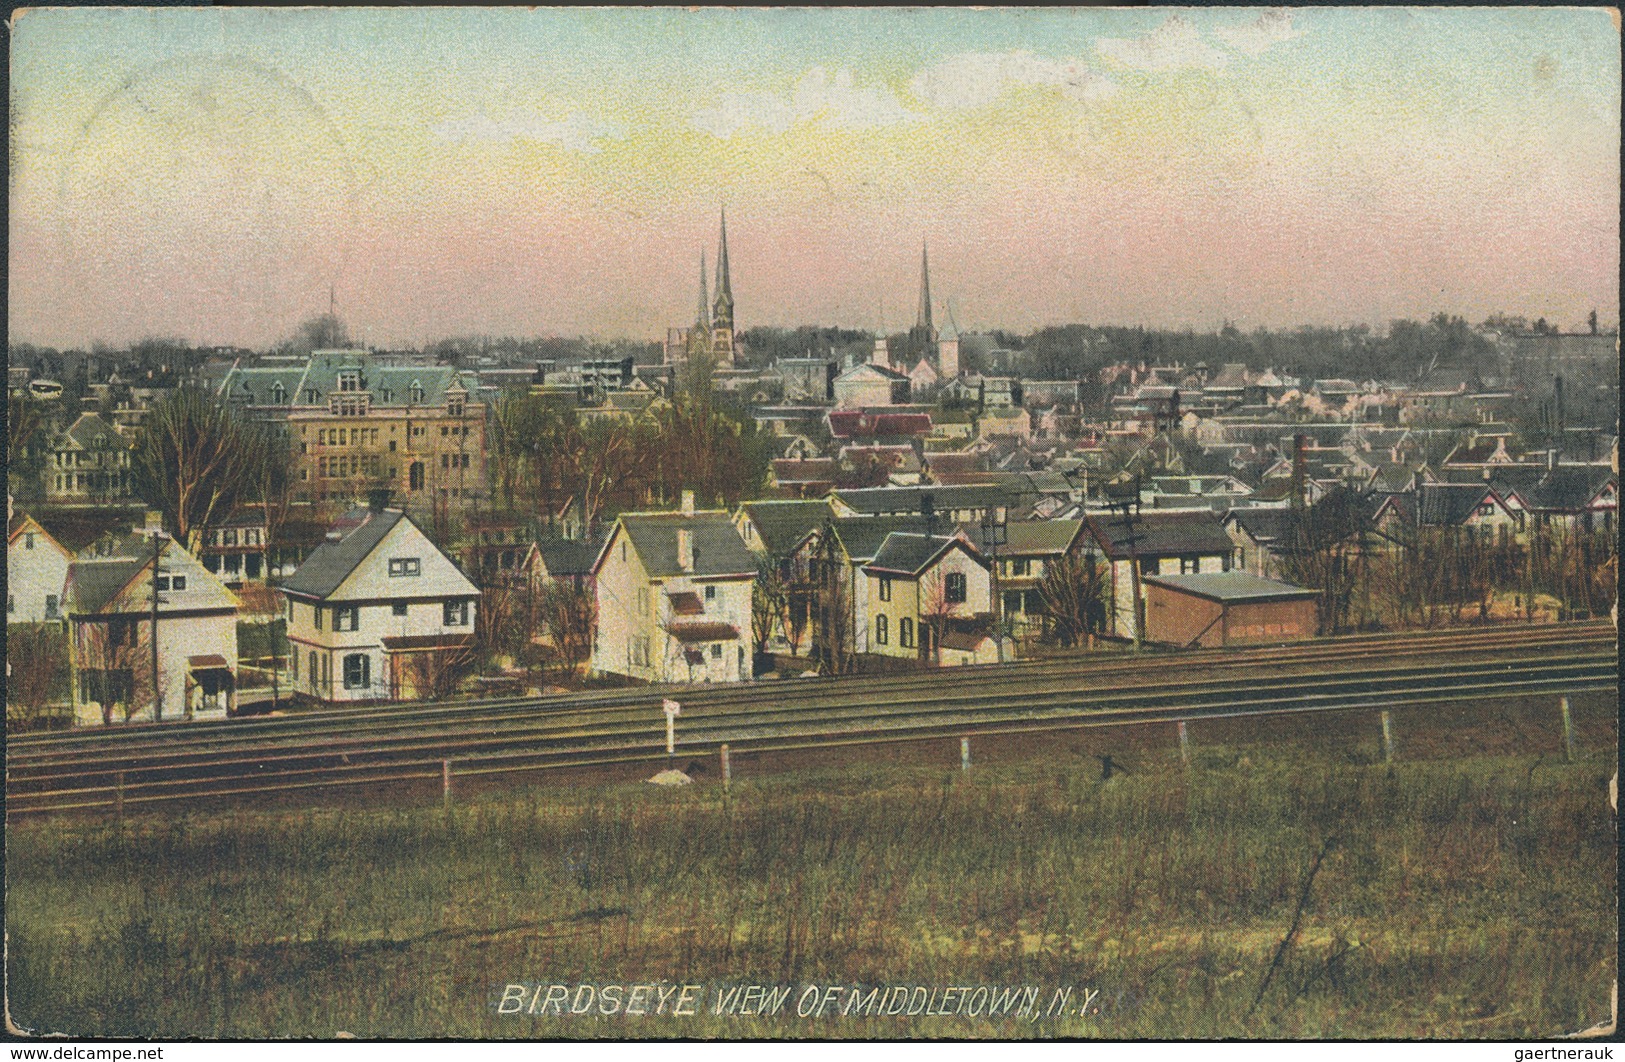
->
693;66;918;138
432;111;624;153
1214;9;1306;56
1096;14;1228;72
909;51;1118;110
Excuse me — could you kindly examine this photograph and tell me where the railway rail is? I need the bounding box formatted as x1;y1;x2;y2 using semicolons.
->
6;621;1615;817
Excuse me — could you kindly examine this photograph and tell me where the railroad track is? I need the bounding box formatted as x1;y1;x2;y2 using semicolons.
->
6;621;1615;816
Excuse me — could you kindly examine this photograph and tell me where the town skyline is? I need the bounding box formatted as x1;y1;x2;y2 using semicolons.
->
9;6;1620;351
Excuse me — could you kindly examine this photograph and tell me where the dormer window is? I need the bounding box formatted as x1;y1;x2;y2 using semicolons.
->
304;388;319;404
409;381;425;404
271;383;287;404
338;370;363;393
379;387;393;403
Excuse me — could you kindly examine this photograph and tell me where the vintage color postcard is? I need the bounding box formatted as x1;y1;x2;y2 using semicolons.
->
5;6;1618;1044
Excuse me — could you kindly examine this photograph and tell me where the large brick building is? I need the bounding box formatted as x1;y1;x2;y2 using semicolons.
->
219;351;487;516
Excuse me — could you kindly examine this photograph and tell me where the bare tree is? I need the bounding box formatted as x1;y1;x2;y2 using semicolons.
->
6;624;68;731
130;388;287;555
1037;553;1108;648
75;618;154;725
534;582;596;683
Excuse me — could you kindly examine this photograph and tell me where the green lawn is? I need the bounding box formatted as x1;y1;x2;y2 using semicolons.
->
6;725;1615;1039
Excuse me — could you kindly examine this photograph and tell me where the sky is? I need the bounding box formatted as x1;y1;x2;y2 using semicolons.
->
8;6;1620;350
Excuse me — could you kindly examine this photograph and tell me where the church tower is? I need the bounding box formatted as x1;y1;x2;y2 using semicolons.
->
685;249;712;363
710;209;735;368
907;242;937;364
937;298;961;379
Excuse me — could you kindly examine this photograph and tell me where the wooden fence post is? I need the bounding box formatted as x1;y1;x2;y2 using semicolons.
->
1560;697;1575;762
961;736;971;773
720;743;731;792
1178;721;1190;766
442;759;453;810
1380;710;1394;764
116;771;125;819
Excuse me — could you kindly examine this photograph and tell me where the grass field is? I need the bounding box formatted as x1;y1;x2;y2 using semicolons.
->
5;695;1616;1040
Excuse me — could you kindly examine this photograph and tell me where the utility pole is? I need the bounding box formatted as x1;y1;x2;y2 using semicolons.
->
150;532;167;721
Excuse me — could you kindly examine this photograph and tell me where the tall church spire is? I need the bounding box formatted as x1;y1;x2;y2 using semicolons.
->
695;249;711;331
709;208;735;367
915;242;933;335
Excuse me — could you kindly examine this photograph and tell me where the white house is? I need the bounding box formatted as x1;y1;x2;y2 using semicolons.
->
8;511;72;624
591;492;757;684
278;504;480;704
64;513;241;725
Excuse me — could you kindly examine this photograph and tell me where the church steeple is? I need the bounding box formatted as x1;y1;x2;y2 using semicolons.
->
915;242;933;336
710;208;735;367
695;249;711;332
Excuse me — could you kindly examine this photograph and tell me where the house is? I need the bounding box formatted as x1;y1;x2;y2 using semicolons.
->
1083;509;1238;642
64;514;241;724
45;412;136;506
832;362;911;408
1523;467;1618;534
590;492;757;684
733;498;831;653
805;515;936;665
862;532;993;663
8;511;72;623
1223;508;1303;578
828;483;1018;524
197;509;271;588
960;518;1087;637
521;536;601;592
278;503;481;704
770;457;839;498
1143;573;1320;648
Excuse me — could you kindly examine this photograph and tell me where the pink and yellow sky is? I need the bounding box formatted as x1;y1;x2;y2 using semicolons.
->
9;7;1620;349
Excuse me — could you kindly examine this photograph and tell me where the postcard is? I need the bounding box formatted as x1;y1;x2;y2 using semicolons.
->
5;6;1618;1045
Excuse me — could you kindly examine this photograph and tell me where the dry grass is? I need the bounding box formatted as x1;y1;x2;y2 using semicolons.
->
6;695;1616;1040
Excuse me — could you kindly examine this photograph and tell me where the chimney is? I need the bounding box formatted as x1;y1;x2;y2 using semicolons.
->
368;488;392;513
680;490;695;516
871;337;889;368
142;511;164;535
677;528;693;572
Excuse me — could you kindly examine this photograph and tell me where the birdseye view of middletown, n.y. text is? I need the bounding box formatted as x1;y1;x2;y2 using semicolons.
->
3;5;1618;1044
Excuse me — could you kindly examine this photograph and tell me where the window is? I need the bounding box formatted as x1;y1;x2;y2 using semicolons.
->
308;651;318;689
155;575;187;592
410;381;425;404
637;587;650;615
1009;558;1030;577
704;585;716;601
879;576;893;602
900;617;914;648
876;614;889;645
1180;556;1200;574
290;651;298;680
444;600;470;626
342;653;371;690
392;602;408;617
389;557;421;577
44;594;58;619
338;370;362;393
315;606;324;631
945;572;967;604
24;532;34;550
334;607;360;632
271;383;287;404
223;529;237;547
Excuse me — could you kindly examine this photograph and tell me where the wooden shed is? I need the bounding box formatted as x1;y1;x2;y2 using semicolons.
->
1142;572;1319;648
